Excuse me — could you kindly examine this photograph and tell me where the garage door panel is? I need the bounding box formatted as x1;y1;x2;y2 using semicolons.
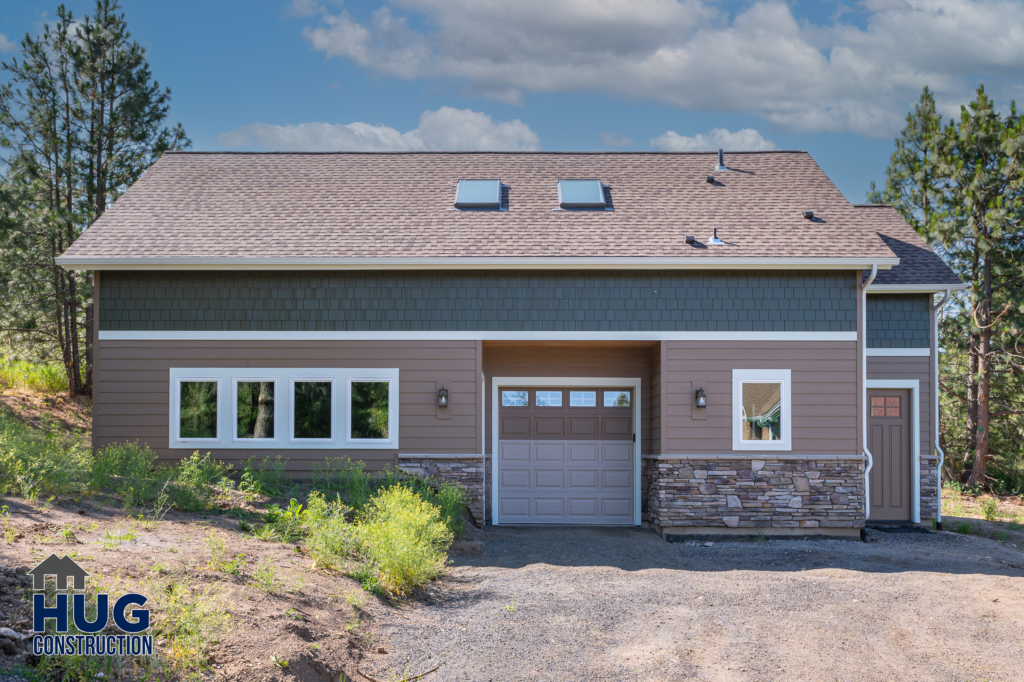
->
568;469;599;489
501;417;531;438
534;442;566;462
601;498;633;519
534;498;565;517
602;442;633;463
535;417;565;437
567;442;599;462
569;418;599;437
500;442;530;461
500;468;531;489
602;470;632;490
568;498;599;517
500;498;530;517
534;469;565;488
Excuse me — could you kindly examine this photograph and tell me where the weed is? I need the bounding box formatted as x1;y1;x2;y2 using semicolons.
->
205;532;228;567
154;582;231;675
304;491;355;570
91;441;160;507
998;531;1008;542
0;409;91;499
238;519;252;533
345;590;368;610
345;620;360;632
354;485;453;596
1;505;15;543
347;563;385;597
285;608;302;620
252;523;282;542
979;496;1000;522
270;654;289;668
163;451;232;512
953;521;974;535
252;558;281;593
57;524;77;542
239;455;289;498
505;594;518;614
97;520;139;549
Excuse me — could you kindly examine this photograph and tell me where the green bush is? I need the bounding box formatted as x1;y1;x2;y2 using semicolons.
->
239;455;289;497
163;452;232;511
303;490;355;570
0;357;70;394
0;408;90;499
355;485;453;596
91;441;160;506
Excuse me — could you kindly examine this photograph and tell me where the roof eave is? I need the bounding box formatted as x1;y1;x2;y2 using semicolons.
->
56;256;900;271
868;282;967;293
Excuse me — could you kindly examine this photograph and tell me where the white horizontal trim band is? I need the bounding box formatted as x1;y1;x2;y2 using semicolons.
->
398;454;491;459
57;255;900;271
99;330;859;342
869;283;967;293
866;347;930;356
642;454;866;460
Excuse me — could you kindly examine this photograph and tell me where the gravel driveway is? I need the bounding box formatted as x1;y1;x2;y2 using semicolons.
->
366;527;1024;682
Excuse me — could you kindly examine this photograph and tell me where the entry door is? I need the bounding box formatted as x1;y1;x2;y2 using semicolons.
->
497;386;634;524
868;389;912;522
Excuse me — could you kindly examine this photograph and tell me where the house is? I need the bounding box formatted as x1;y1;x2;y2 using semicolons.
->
57;150;964;537
28;554;90;591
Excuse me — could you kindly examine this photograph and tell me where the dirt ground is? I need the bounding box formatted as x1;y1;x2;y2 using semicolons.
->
0;392;91;442
368;526;1024;682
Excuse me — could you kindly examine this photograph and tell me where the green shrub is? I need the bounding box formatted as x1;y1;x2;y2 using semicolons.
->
355;485;453;596
155;583;230;674
163;452;232;511
0;408;90;499
239;455;289;497
0;357;71;394
303;491;355;570
979;496;1000;522
91;441;160;506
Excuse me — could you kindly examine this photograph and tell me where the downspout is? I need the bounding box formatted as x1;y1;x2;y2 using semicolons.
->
933;289;951;529
481;370;486;527
862;265;878;520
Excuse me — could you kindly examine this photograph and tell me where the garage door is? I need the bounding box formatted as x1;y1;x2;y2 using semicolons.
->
497;386;635;524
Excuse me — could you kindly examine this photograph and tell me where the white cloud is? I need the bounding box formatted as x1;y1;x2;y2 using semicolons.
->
284;0;324;18
216;106;541;151
650;128;776;152
599;132;634;148
297;0;1024;137
0;33;16;53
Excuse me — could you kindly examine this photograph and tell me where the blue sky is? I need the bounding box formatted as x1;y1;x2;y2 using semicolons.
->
3;0;1022;202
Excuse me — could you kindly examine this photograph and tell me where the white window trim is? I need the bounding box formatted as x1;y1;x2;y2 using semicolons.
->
345;374;399;448
290;377;336;445
168;367;398;450
172;376;223;444
232;377;278;443
491;376;642;526
732;369;792;452
866;379;921;524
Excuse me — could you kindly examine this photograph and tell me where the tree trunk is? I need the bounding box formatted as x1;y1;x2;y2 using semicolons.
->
968;258;994;487
254;382;274;439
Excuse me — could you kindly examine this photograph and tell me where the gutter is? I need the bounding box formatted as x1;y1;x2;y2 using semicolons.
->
862;264;878;520
54;255;901;272
933;289;951;529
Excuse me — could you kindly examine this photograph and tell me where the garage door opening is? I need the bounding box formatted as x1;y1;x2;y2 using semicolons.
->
491;380;640;525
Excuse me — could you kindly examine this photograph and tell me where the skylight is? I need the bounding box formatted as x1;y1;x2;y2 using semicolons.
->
454;179;501;208
557;179;606;208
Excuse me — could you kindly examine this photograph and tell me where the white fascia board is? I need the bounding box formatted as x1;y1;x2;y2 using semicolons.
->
866;347;930;356
869;283;967;293
56;255;900;271
100;330;859;342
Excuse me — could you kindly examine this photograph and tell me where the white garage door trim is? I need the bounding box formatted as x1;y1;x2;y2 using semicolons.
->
491;376;642;526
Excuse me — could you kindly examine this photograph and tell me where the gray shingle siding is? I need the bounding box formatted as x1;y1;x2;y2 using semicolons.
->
867;294;931;348
100;270;859;333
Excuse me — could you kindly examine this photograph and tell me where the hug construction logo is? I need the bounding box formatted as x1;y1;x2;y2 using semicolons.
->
28;554;153;657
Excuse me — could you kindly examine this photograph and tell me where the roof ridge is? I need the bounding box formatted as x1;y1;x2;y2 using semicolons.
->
163;150;810;156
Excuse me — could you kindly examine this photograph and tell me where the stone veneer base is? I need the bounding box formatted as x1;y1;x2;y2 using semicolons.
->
397;454;491;528
661;526;862;539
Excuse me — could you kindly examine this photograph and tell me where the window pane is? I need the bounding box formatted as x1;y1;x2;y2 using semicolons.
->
180;381;217;439
536;390;562;407
237;381;275;439
502;390;528;407
351;381;390;440
294;381;332;439
604;390;631;407
570;391;596;407
741;382;782;441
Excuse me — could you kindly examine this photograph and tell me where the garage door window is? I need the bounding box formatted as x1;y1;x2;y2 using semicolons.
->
570;391;596;407
502;390;528;407
604;390;631;407
536;390;562;407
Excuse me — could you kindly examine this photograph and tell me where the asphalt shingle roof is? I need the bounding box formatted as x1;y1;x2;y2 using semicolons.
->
56;151;959;285
853;204;962;286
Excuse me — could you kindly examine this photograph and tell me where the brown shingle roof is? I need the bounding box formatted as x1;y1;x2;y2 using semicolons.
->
57;152;947;279
853;204;962;287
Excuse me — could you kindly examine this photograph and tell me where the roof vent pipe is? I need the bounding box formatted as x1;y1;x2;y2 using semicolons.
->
714;149;728;171
709;228;725;245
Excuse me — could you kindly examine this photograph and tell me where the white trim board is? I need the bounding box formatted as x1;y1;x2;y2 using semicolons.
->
866;348;930;357
58;255;899;271
490;376;642;527
868;284;967;293
866;379;921;524
100;330;859;342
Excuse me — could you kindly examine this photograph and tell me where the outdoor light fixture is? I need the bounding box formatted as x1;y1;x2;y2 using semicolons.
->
695;387;707;408
437;387;449;408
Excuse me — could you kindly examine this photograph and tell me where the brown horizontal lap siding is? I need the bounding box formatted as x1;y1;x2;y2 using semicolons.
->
662;341;859;454
93;340;480;472
483;344;653;455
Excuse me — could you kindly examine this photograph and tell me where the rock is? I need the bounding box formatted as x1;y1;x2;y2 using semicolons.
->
751;460;766;472
376;647;387;654
723;516;740;528
0;638;17;656
0;628;24;642
831;493;849;505
793;477;810;492
726;495;742;508
787;496;802;509
698;484;717;495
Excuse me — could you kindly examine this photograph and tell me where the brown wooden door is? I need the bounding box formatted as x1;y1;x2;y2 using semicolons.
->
868;389;912;522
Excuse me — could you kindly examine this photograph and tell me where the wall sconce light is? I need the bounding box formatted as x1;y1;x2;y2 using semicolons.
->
695;387;707;408
437;387;449;408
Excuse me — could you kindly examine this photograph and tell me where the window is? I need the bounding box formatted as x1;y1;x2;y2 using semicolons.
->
502;390;528;407
293;380;333;440
732;369;792;451
179;380;218;440
350;381;390;440
871;396;901;418
236;380;275;439
169;367;398;449
536;390;562;407
454;179;501;208
570;391;596;407
557;179;606;208
603;390;631;407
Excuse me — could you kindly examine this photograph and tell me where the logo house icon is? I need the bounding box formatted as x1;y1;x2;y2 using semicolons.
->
27;554;90;591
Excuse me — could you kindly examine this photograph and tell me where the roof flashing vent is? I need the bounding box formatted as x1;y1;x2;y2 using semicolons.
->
557;179;606;208
709;228;725;245
454;179;501;208
803;210;814;220
714;149;728;172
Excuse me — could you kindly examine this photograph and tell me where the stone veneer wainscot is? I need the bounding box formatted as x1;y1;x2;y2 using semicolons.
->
397;455;492;528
